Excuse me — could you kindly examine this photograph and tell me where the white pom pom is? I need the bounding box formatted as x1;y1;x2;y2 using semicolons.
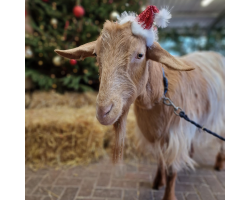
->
154;7;172;28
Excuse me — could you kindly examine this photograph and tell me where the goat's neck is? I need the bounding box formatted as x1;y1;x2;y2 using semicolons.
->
135;60;181;110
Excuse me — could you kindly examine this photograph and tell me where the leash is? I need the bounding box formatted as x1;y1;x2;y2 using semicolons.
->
162;67;225;141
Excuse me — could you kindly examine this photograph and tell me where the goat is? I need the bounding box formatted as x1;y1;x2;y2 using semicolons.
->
55;20;225;200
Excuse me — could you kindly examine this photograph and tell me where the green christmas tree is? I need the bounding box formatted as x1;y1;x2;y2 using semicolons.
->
25;0;146;93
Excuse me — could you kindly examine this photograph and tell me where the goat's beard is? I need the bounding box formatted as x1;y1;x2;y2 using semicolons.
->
112;108;129;164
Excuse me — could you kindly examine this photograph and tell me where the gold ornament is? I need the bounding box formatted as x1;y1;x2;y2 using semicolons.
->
110;11;119;21
140;5;147;12
50;18;58;29
25;46;33;58
52;84;57;88
38;61;43;66
53;56;61;66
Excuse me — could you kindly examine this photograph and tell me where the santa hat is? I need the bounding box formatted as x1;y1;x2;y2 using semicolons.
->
117;5;172;47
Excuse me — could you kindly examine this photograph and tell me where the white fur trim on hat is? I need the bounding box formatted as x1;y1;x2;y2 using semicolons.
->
117;11;158;47
117;7;171;47
155;7;172;28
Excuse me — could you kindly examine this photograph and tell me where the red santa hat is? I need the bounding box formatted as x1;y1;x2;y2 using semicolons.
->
117;5;172;47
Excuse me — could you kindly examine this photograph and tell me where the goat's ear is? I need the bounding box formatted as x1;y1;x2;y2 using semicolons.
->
146;42;194;71
54;40;97;60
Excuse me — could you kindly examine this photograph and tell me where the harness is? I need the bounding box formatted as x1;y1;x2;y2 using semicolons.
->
162;67;225;141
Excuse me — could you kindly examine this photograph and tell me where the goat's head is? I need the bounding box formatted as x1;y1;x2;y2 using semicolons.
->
55;21;193;126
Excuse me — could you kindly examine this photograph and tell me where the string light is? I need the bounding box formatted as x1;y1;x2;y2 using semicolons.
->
52;84;57;88
38;61;43;65
73;68;78;73
51;74;55;78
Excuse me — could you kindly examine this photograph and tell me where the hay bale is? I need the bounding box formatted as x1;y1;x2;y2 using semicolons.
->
25;91;155;169
25;106;112;169
28;90;97;109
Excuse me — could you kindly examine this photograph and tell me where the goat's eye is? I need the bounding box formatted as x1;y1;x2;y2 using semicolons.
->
137;53;143;59
93;53;97;56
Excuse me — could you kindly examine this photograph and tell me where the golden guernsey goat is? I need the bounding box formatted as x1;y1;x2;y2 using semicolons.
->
55;8;225;200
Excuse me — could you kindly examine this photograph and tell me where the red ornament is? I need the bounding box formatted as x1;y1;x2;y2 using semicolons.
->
73;6;85;18
137;5;159;29
70;59;77;66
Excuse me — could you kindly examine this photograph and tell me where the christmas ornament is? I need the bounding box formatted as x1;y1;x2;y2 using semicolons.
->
25;46;33;58
110;11;119;20
70;59;77;66
50;18;58;28
117;5;172;47
73;6;85;18
53;56;61;66
38;61;43;66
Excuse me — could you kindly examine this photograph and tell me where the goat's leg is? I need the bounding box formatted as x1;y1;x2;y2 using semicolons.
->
214;141;225;171
152;159;166;190
162;166;177;200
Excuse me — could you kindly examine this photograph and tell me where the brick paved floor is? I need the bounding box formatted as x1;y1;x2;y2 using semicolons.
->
25;142;225;200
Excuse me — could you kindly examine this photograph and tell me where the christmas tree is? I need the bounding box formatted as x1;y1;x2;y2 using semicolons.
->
25;0;146;93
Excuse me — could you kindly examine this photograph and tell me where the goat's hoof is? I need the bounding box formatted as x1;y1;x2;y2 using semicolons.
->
214;152;225;171
162;196;177;200
152;182;164;190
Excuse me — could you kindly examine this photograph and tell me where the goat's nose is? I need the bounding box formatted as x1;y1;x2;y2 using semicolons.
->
97;104;113;118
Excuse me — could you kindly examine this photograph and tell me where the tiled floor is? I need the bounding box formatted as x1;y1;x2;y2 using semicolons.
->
25;142;225;200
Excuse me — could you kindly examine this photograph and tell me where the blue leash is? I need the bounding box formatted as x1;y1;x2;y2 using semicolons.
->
162;67;225;141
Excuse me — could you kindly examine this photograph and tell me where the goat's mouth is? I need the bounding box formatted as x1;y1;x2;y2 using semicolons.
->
96;104;122;126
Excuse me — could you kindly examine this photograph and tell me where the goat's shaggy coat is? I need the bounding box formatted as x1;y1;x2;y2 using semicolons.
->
135;51;225;171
